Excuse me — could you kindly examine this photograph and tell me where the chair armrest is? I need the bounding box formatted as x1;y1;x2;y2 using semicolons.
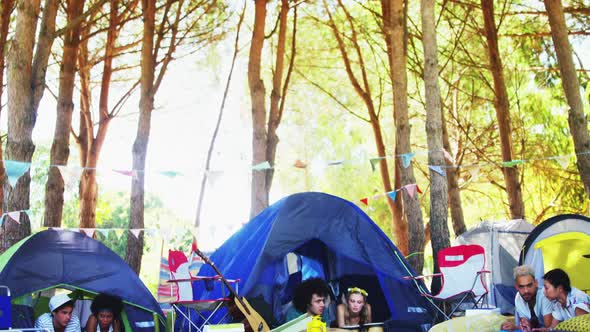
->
402;273;442;281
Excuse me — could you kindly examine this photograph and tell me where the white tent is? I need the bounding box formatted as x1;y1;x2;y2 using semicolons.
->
455;219;534;314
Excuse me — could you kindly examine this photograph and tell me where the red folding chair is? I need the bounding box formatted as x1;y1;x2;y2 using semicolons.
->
406;244;490;319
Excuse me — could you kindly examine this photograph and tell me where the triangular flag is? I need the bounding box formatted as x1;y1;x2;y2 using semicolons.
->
4;160;31;187
387;191;397;202
114;169;134;177
442;148;454;163
360;198;368;206
369;157;386;172
80;228;96;237
501;160;524;167
400;153;416;168
327;160;344;166
429;165;446;176
404;184;417;198
56;165;83;191
7;211;21;224
97;229;110;238
372;193;384;200
468;167;480;180
416;184;422;194
554;156;570;169
113;229;124;239
160;170;182;177
252;161;272;171
130;229;142;239
23;209;32;218
0;215;4;227
293;159;307;169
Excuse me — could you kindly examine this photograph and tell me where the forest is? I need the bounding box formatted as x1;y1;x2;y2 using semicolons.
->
0;0;588;286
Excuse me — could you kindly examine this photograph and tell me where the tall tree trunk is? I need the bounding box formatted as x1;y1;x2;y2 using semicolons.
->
389;0;424;270
543;0;590;198
325;0;408;254
380;0;408;254
126;0;155;275
248;0;268;218
442;110;466;237
78;0;118;229
481;0;524;220
265;0;293;195
421;0;451;293
0;0;15;216
195;4;246;227
2;0;57;251
44;0;85;228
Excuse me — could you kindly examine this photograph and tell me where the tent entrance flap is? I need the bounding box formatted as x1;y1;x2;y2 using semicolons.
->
534;232;590;292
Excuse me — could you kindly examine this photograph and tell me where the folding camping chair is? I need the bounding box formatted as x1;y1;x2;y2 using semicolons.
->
406;244;490;320
167;249;239;332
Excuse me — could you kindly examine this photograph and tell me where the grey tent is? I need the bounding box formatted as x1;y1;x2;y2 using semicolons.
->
455;219;534;314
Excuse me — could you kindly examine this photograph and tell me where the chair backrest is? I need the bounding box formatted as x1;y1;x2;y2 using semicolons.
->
168;250;194;302
435;244;488;299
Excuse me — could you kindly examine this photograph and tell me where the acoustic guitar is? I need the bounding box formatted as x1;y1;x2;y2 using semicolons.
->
194;248;270;332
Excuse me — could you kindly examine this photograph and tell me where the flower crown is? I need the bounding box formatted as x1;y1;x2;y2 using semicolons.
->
347;287;368;297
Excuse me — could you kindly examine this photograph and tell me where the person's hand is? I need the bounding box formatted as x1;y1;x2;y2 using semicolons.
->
520;317;532;332
501;320;516;330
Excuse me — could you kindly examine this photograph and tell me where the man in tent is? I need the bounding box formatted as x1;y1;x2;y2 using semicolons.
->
285;278;332;326
35;293;82;332
500;265;553;331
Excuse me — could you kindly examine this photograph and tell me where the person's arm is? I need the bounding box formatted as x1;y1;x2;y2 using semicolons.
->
86;315;98;332
575;307;588;317
365;303;372;324
336;304;346;327
542;313;553;329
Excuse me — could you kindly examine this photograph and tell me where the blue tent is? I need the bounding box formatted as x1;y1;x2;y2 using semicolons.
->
194;192;434;329
0;229;165;331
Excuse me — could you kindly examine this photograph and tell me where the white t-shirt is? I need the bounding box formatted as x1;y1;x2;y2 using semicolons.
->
35;312;82;332
514;288;553;327
551;287;590;322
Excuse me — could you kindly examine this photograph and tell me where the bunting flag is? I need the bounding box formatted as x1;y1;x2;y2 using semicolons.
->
429;165;446;176
252;161;272;171
468;167;480;180
293;159;307;169
113;229;124;239
130;229;142;239
56;165;83;191
360;198;368;206
554;156;570;169
401;153;416;168
442;148;454;163
387;191;397;202
372;193;384;200
4;160;31;187
80;228;96;238
7;211;21;224
97;229;110;238
160;170;182;177
0;215;4;227
501;160;524;167
404;184;418;198
114;169;137;178
369;157;386;172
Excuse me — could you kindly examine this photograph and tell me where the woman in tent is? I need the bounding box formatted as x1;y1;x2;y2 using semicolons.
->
540;268;590;330
336;287;372;327
85;293;124;332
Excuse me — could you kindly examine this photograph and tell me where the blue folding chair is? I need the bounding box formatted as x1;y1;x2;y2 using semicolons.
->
0;286;11;329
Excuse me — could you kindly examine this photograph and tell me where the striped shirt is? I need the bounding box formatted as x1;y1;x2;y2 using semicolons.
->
35;313;82;332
